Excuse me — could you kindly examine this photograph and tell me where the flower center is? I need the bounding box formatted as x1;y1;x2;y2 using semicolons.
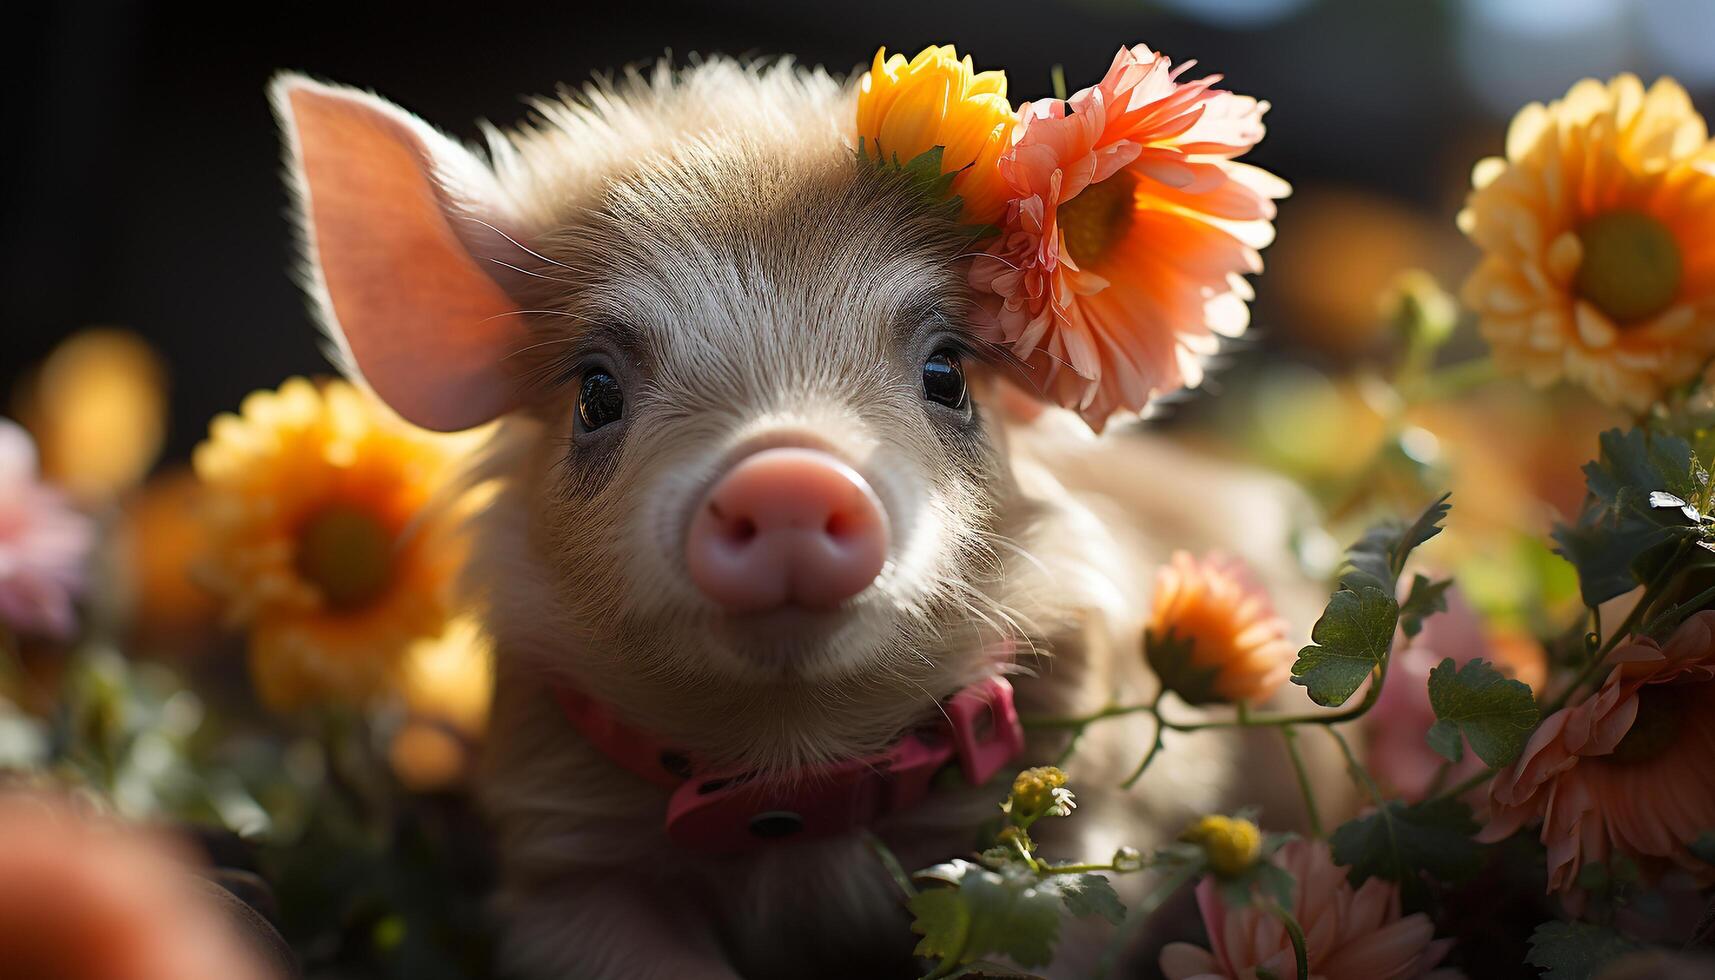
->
295;504;395;610
1574;210;1682;324
1608;684;1687;765
1057;174;1136;267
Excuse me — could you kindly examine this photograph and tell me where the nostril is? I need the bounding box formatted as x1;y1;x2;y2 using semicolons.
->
825;512;849;539
731;516;757;544
685;447;890;612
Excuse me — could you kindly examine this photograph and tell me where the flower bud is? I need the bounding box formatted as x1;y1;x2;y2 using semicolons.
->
1180;814;1262;877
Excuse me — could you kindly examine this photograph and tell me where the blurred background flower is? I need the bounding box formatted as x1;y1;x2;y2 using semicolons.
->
1147;550;1295;706
12;328;168;505
0;419;94;641
0;793;276;980
192;378;482;714
1459;74;1715;411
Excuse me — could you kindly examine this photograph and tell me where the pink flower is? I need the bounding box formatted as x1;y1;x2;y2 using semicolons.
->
1366;588;1546;801
969;44;1288;430
0;420;93;640
1481;611;1715;906
1160;839;1459;980
0;793;273;980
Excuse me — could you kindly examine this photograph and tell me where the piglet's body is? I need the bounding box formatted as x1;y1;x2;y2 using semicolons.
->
274;58;1338;979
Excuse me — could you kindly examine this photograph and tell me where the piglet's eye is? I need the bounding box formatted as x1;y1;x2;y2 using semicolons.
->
577;370;624;431
922;349;968;410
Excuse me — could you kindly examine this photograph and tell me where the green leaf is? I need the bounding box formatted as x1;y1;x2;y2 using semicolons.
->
1525;921;1642;980
1217;862;1296;912
1342;494;1452;593
909;887;971;962
1329;797;1483;907
1398;574;1452;639
1425;720;1464;763
1586;428;1698;504
1553;428;1704;606
1290;586;1398;707
960;867;1063;968
1426;658;1540;768
1146;628;1225;706
1045;873;1125;925
910;861;1064;970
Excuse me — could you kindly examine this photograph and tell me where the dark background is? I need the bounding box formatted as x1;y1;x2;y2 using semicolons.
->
9;0;1712;461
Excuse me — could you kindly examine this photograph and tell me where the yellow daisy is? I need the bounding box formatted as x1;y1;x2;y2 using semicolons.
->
1459;75;1715;411
388;617;495;791
193;378;481;712
856;44;1016;224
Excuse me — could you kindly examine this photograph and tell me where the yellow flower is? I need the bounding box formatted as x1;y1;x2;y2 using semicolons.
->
1180;814;1262;877
388;617;494;791
1003;765;1075;820
15;328;167;502
1459;75;1715;411
193;378;482;712
1147;552;1294;706
856;44;1016;224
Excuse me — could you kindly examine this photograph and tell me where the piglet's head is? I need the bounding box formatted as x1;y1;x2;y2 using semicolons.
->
274;65;1030;770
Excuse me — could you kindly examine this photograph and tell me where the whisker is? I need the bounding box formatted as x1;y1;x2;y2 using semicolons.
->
460;216;577;271
488;257;581;287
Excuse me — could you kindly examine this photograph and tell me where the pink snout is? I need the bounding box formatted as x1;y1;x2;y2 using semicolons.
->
685;448;889;612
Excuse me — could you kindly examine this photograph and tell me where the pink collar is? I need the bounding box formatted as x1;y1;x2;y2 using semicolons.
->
552;666;1025;853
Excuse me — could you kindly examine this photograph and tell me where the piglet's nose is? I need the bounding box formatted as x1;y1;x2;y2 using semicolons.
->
685;448;889;612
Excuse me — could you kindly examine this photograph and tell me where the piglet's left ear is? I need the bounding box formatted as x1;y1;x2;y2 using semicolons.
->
271;73;531;432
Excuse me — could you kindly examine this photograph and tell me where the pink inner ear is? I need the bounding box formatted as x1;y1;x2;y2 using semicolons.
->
287;83;529;432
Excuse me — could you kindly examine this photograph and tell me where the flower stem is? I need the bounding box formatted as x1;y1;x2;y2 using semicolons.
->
1280;725;1324;838
1399;356;1498;404
863;830;917;900
1426;767;1494;806
1545;539;1691;715
1092;862;1201;979
1021;702;1157;729
1327;725;1385;807
1120;696;1167;789
1267;899;1311;980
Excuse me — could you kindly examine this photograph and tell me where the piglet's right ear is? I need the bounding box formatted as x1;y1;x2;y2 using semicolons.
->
271;73;531;432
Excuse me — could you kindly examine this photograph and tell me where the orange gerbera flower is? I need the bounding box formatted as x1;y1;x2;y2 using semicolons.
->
1459;75;1715;411
1146;550;1294;706
1481;610;1715;907
194;378;482;712
970;44;1288;429
856;45;1016;225
0;794;272;980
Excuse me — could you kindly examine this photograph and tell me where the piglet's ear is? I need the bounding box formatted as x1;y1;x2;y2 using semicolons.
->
272;73;531;432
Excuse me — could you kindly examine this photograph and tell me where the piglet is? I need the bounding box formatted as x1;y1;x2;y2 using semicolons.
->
272;57;1339;980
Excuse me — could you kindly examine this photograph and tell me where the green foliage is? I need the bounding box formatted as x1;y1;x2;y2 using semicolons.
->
1342;493;1452;594
909;859;1121;972
1051;873;1125;925
856;141;992;236
1291;495;1451;707
1525;921;1643;980
1291;586;1398;707
1552;428;1709;606
1425;658;1539;767
1398;574;1452;639
905;770;1135;977
1216;860;1296;912
1329;797;1483;907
